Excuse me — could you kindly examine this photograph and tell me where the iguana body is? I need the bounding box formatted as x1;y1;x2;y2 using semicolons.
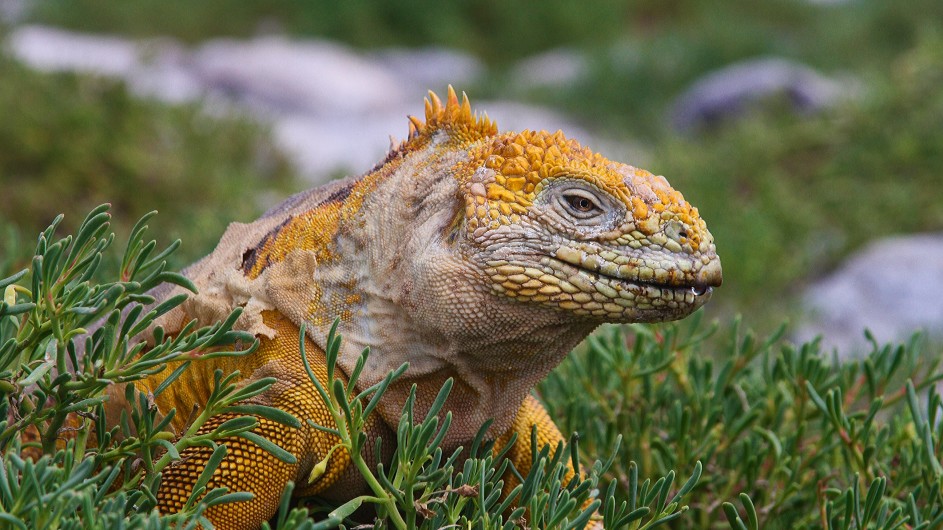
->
128;88;722;529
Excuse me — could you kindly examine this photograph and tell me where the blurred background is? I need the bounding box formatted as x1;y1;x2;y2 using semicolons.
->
1;0;942;352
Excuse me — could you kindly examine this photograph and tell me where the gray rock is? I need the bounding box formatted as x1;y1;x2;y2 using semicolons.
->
4;26;623;186
0;0;30;24
371;47;484;94
671;57;853;132
8;25;139;77
191;36;409;116
509;48;588;90
797;234;943;355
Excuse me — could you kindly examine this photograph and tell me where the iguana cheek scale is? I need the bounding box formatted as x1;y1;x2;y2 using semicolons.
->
119;87;722;529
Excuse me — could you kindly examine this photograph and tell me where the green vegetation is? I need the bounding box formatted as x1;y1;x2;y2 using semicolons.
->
543;317;943;528
0;54;296;277
0;207;269;528
291;312;696;530
30;0;629;64
3;207;943;528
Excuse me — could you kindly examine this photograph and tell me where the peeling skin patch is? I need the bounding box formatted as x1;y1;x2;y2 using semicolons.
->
242;167;388;280
158;255;278;342
241;215;294;275
264;249;321;328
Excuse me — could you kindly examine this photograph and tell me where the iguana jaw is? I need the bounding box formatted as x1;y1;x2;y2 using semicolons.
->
480;238;721;323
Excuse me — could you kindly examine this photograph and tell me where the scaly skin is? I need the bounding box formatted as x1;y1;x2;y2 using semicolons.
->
124;87;722;529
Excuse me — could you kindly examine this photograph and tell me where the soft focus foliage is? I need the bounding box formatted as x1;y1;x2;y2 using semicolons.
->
32;0;630;63
0;55;296;276
653;32;943;313
542;315;943;528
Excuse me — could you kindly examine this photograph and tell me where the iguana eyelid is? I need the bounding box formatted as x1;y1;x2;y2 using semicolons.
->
559;189;604;219
542;181;616;224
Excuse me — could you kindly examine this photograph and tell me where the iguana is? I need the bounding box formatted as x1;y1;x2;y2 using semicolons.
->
121;87;722;529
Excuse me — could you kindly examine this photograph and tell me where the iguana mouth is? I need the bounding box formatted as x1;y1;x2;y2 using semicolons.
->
587;263;713;297
550;245;718;300
548;257;710;300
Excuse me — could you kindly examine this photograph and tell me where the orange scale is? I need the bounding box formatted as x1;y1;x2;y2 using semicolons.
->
506;177;527;192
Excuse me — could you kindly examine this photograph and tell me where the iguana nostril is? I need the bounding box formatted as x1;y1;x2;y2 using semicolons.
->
665;219;686;243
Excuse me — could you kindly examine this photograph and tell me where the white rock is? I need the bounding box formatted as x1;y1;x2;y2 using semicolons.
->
8;25;138;77
7;25;204;104
510;48;588;90
5;26;627;187
126;40;204;103
797;234;943;355
273;109;412;179
274;98;615;185
191;36;409;116
371;47;484;94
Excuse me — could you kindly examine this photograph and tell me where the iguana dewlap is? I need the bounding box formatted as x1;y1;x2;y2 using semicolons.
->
129;87;722;529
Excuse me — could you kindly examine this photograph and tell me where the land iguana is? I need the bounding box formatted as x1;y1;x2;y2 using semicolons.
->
120;87;722;529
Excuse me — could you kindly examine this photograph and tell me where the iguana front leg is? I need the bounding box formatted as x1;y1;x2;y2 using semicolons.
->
152;312;377;530
157;409;321;528
496;395;601;527
498;395;573;483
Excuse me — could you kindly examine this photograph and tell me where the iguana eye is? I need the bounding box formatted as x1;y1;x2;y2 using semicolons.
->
567;195;595;212
561;190;603;218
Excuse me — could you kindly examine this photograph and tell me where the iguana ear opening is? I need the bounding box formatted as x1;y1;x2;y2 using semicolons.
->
404;86;498;143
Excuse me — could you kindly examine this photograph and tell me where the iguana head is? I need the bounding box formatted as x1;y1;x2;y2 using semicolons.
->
407;87;721;324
